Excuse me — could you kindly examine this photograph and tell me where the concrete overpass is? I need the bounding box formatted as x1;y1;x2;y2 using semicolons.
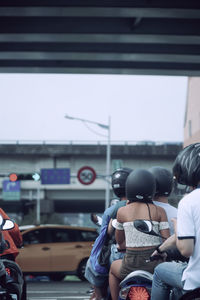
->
0;141;183;215
1;1;200;76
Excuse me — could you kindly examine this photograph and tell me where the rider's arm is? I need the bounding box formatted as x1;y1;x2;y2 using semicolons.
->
176;239;194;258
107;218;115;236
151;234;176;260
173;212;195;257
112;219;126;249
158;206;170;241
156;234;176;253
113;208;126;249
115;230;125;249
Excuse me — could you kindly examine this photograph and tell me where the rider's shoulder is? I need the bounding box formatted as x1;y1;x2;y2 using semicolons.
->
117;205;127;216
156;205;168;217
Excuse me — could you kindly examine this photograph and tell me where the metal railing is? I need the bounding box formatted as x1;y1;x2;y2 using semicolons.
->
0;140;183;146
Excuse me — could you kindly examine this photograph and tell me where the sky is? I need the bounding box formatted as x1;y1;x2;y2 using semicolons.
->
0;73;188;144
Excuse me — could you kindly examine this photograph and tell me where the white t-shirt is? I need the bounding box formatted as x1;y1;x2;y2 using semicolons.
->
177;189;200;290
153;201;177;235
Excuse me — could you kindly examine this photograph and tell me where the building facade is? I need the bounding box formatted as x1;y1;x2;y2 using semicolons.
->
184;77;200;147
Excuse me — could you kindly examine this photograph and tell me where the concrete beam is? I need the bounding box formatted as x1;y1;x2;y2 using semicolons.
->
0;7;200;19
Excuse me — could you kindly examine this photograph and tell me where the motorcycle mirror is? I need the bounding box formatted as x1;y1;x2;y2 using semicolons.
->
2;219;15;230
134;220;160;238
0;214;15;231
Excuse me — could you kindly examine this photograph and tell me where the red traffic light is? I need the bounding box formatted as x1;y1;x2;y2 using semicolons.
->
9;173;18;182
9;173;40;181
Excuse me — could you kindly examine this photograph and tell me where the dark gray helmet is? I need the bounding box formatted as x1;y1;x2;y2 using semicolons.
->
173;143;200;187
126;169;156;203
111;168;133;198
149;166;173;197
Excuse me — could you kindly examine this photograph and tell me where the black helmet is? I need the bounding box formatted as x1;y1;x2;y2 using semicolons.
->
149;166;173;197
126;169;156;203
173;143;200;187
111;168;133;198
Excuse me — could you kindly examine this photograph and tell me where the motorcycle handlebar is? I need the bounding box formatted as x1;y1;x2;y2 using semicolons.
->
147;249;189;263
145;255;162;263
149;255;162;261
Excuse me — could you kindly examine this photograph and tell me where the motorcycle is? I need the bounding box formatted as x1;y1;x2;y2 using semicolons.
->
117;220;190;300
119;269;153;300
0;215;25;300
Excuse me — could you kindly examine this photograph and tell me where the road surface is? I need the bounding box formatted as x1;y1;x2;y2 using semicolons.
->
27;278;92;300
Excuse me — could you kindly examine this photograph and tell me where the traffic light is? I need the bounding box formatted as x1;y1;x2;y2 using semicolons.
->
9;173;40;182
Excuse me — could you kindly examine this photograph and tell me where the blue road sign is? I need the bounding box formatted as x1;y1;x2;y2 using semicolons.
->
2;180;21;200
41;168;70;184
3;180;20;192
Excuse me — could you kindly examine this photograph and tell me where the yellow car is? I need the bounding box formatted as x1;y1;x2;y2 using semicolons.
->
16;224;98;281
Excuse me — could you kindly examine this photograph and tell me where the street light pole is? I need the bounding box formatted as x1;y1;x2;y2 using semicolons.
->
105;116;111;210
36;186;40;225
64;114;111;210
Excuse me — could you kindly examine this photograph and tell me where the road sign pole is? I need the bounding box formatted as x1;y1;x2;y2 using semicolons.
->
105;116;111;210
36;186;40;225
65;114;111;210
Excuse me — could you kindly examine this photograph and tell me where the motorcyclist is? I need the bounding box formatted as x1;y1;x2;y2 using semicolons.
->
0;208;26;299
101;168;133;230
0;208;23;261
90;213;102;227
85;167;132;300
151;143;200;299
90;200;119;228
149;166;177;235
109;169;170;300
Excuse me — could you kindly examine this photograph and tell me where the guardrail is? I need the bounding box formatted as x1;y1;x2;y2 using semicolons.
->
0;140;183;146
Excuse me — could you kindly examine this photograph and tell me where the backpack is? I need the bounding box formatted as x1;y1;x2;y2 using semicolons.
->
89;214;111;274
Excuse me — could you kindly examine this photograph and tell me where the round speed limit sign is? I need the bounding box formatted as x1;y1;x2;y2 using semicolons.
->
77;166;96;185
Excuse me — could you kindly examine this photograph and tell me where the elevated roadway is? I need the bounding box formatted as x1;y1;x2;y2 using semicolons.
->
0;1;200;75
0;141;183;214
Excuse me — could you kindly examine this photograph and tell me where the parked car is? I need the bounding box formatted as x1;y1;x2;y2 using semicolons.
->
16;224;98;281
19;225;35;232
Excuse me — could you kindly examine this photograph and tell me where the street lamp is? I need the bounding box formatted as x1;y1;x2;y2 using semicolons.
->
64;114;111;210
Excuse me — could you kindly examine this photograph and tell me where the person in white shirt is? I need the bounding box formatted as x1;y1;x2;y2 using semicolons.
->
151;143;200;300
149;166;177;235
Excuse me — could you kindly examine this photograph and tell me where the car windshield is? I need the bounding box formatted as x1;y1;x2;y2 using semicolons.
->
22;227;98;244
